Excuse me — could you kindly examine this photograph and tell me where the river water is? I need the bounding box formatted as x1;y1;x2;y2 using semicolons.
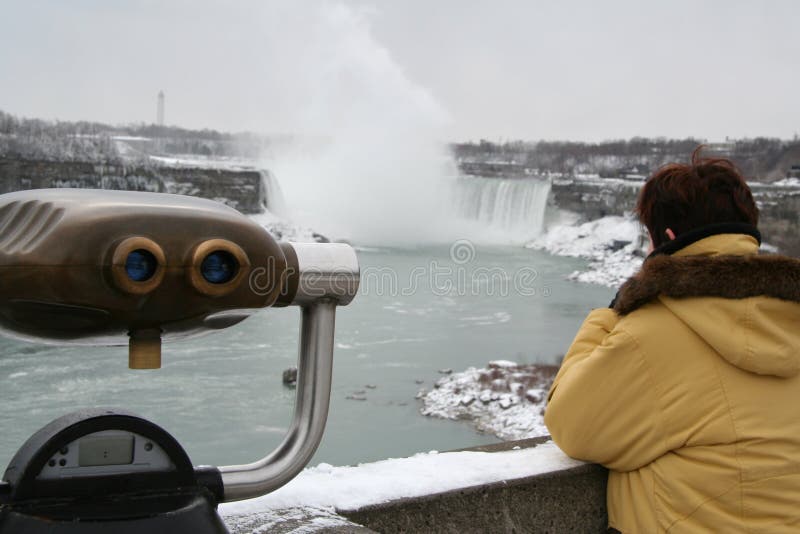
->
0;244;612;469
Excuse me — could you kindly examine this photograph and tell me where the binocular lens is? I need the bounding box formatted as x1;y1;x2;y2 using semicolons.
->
200;251;238;284
125;249;158;282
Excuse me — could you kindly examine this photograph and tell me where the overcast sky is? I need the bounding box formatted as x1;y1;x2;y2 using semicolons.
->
0;0;797;142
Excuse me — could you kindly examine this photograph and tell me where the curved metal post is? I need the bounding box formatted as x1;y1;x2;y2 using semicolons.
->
219;299;336;502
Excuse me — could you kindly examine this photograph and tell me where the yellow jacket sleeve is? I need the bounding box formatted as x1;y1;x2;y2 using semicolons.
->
545;308;669;472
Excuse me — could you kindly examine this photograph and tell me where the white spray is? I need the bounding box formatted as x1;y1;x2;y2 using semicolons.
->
258;4;458;245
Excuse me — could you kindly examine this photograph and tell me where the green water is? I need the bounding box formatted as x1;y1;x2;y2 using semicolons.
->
0;245;612;468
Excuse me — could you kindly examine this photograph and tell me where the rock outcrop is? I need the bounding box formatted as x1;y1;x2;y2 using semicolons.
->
418;360;557;441
0;158;267;214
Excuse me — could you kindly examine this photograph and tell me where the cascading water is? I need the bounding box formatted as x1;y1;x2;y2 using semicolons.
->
258;169;287;217
453;176;551;242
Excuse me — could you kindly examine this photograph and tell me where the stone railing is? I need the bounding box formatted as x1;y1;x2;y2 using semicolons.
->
221;438;609;533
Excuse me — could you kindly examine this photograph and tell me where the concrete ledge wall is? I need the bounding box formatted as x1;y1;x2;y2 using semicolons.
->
224;439;609;534
342;463;608;533
339;439;608;533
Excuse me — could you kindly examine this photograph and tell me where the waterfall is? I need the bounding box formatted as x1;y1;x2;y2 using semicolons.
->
453;176;551;240
259;169;287;217
245;4;554;245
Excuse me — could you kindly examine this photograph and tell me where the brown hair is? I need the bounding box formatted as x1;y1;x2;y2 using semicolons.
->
636;146;759;248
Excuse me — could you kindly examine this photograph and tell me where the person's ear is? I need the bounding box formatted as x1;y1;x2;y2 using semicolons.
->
665;228;676;240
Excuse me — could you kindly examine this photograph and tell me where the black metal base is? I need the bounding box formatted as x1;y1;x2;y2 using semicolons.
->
0;494;229;534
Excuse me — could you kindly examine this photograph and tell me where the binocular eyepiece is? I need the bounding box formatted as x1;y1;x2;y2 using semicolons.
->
0;189;359;369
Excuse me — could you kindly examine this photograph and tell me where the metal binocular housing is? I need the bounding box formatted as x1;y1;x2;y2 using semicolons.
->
0;188;359;505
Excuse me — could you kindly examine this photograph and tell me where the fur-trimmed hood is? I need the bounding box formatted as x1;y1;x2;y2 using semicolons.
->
613;234;800;377
613;253;800;316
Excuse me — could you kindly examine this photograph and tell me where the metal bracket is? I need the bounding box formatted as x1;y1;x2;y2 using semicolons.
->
218;243;359;502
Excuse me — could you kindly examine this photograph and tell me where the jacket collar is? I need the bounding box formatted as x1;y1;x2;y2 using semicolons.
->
613;225;800;316
648;222;761;258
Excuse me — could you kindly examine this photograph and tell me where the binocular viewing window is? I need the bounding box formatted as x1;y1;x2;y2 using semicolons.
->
188;239;250;297
200;250;239;285
125;250;158;282
111;237;250;297
111;237;166;295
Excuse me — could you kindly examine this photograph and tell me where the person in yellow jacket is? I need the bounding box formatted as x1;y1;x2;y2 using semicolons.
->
545;150;800;533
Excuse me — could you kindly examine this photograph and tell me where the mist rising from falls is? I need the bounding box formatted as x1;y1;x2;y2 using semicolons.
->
452;177;552;243
254;3;553;247
257;4;456;246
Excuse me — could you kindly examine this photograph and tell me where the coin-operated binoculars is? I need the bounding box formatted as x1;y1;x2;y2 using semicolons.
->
0;189;359;533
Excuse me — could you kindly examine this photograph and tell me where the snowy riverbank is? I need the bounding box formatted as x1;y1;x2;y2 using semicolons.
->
527;215;646;287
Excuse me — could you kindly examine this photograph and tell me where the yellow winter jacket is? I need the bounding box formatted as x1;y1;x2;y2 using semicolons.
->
545;233;800;533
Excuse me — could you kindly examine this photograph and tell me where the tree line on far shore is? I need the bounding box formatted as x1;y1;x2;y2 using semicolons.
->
452;138;800;181
0;110;277;163
2;109;798;181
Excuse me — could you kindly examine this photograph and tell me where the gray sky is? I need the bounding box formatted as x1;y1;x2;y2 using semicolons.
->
0;0;797;142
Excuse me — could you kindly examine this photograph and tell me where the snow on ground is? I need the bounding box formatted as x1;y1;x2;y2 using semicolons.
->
418;361;557;441
528;215;646;287
249;211;328;243
148;154;259;171
768;177;800;187
219;441;582;518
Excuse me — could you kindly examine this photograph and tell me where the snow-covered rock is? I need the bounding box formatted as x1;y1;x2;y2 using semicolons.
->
419;362;558;441
527;215;647;287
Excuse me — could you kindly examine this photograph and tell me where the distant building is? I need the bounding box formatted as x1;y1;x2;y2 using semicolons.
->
157;91;165;126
